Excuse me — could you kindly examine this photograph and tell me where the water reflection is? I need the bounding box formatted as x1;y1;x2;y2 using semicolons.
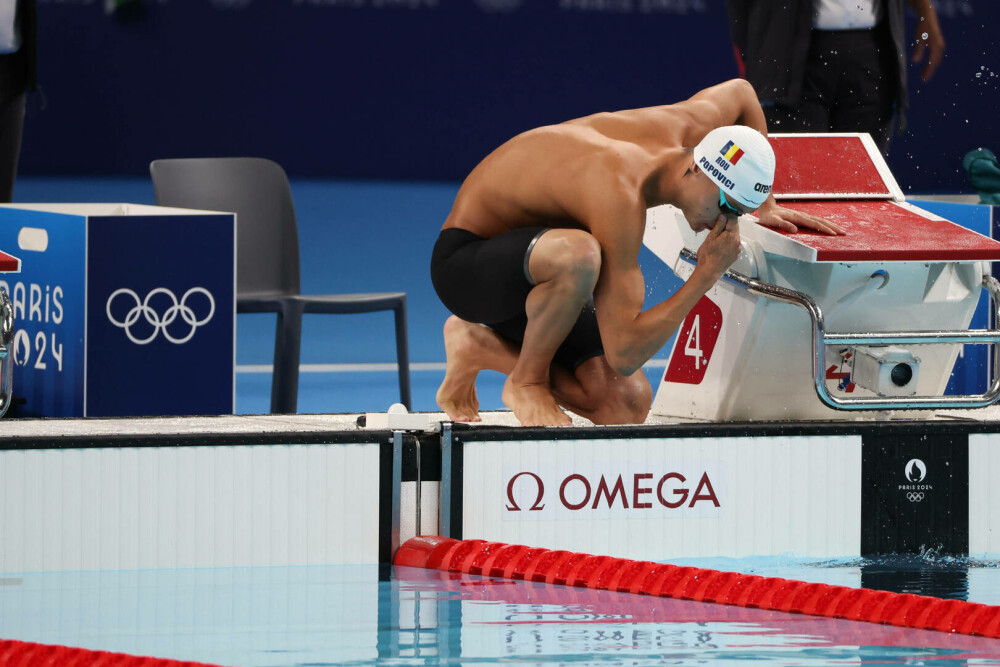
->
388;565;1000;666
860;555;972;600
2;563;999;666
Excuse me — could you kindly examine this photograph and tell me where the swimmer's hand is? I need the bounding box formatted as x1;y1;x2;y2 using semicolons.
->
754;201;846;235
695;213;741;279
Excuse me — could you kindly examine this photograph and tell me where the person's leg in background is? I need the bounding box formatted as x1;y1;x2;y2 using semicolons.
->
763;27;897;154
762;29;839;135
828;24;899;154
0;91;26;203
764;97;830;135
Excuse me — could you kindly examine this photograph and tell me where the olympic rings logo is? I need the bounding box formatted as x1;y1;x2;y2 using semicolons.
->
906;492;925;503
106;287;215;345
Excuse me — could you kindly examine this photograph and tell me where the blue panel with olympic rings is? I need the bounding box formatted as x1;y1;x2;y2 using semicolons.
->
0;205;236;417
86;212;236;417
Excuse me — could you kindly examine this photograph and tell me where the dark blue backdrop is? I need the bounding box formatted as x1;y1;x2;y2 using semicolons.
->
19;0;1000;193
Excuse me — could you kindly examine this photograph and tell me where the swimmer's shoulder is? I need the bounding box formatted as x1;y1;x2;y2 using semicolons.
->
562;105;700;152
469;123;632;183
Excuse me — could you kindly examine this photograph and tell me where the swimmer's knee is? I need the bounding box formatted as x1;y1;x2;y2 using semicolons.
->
587;371;653;426
560;231;602;278
532;230;601;287
442;314;468;337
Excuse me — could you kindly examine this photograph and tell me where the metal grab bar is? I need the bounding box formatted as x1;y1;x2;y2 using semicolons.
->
0;288;13;417
680;248;1000;411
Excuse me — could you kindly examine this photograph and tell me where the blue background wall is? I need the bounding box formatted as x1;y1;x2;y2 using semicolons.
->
19;0;1000;193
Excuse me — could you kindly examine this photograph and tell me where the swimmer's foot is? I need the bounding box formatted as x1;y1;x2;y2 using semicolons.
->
437;385;480;423
502;377;572;427
436;316;485;422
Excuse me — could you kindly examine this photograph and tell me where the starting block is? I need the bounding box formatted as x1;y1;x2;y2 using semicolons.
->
643;134;1000;421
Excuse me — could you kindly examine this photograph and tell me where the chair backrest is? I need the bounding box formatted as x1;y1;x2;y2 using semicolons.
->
150;157;301;297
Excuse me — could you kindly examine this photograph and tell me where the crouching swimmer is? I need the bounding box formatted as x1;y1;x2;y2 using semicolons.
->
430;79;843;427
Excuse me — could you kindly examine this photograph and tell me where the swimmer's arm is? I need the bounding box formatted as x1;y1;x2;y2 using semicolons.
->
592;212;735;377
594;259;710;378
684;79;769;139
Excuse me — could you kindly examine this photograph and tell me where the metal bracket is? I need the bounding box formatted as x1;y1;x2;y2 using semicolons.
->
680;248;1000;411
0;289;13;418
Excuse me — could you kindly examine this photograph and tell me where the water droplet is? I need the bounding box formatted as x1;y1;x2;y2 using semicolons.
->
921;32;929;40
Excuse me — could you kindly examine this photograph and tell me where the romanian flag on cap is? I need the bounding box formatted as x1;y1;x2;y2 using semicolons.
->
720;140;744;165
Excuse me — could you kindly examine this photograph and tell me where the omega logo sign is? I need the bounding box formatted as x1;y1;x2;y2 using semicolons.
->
503;466;723;521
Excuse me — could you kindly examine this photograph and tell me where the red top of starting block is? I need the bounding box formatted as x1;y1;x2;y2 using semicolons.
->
0;249;19;272
759;134;1000;262
771;200;1000;262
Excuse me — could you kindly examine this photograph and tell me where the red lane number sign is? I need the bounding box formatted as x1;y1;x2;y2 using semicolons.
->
663;296;722;385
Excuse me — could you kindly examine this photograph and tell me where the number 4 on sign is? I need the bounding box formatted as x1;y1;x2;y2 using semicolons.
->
663;296;723;385
684;315;707;367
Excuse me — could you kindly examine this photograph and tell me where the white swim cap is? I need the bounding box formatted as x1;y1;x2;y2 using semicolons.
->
693;125;776;210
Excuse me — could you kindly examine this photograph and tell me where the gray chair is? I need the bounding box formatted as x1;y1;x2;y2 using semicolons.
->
150;157;410;414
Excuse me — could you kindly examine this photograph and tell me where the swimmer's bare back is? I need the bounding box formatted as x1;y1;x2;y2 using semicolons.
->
440;82;742;239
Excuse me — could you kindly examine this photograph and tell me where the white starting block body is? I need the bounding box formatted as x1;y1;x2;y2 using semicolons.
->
644;134;1000;421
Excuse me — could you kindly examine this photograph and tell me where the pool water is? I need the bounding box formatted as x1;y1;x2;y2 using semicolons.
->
667;553;1000;606
3;557;1000;666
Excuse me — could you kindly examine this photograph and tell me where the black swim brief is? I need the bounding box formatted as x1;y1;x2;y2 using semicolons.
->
430;227;605;372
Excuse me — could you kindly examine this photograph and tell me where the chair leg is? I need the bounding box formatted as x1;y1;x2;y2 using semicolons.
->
394;297;412;410
271;302;304;414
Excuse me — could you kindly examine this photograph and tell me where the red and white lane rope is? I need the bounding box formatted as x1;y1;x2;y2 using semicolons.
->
395;536;1000;639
